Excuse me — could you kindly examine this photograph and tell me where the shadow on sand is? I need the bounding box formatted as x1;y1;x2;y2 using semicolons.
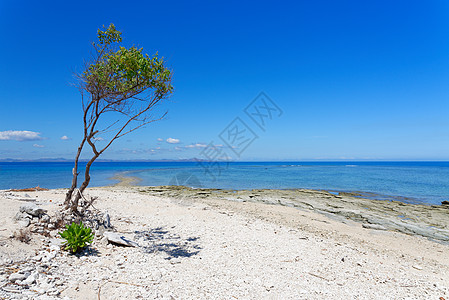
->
134;227;201;259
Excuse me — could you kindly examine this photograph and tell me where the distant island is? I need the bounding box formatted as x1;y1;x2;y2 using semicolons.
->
0;158;204;163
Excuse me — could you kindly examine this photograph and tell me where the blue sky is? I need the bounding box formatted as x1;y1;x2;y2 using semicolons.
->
1;0;449;161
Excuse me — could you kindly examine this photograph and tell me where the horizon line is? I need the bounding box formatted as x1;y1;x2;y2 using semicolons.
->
2;158;449;163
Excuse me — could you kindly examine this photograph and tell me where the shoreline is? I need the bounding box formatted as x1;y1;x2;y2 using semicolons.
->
110;171;442;206
137;185;449;244
107;173;449;243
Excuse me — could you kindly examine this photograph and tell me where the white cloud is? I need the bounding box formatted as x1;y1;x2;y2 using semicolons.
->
33;144;44;148
157;138;163;142
185;143;207;149
184;143;226;150
0;130;43;141
166;138;180;144
60;135;71;140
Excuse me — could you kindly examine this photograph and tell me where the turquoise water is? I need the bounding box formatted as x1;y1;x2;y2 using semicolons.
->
0;161;448;205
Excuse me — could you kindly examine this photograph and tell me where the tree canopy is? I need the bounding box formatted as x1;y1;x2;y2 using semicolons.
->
65;24;173;213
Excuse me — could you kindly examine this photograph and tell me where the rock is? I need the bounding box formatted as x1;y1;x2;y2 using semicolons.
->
49;244;60;252
99;236;109;246
42;251;56;263
36;277;53;294
54;279;65;286
1;258;13;265
21;266;34;273
32;255;42;262
9;272;27;282
413;265;423;270
49;238;64;247
14;211;31;221
22;274;36;285
103;232;138;247
18;218;31;228
362;223;387;231
104;212;111;228
2;285;22;293
47;287;60;296
40;214;51;223
48;224;55;230
20;203;47;217
442;201;449;206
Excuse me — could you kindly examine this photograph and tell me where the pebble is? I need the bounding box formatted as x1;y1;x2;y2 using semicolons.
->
32;255;42;262
9;273;27;282
413;265;423;270
104;212;111;228
2;285;21;293
21;266;34;273
1;258;13;265
103;231;138;247
18;219;31;228
49;245;60;252
41;214;51;223
49;238;63;247
14;211;30;221
47;287;60;296
22;274;36;285
42;252;57;263
19;203;47;217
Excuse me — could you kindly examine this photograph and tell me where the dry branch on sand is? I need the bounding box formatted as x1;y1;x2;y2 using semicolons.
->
9;186;49;192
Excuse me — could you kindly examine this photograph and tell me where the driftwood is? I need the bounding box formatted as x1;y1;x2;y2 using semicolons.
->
9;186;49;192
75;188;99;212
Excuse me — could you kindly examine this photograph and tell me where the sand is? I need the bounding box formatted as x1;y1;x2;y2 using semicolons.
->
0;186;448;299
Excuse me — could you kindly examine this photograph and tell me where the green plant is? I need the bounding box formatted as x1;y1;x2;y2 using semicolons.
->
59;222;94;253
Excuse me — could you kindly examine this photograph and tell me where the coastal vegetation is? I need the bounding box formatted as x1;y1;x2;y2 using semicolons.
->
59;222;94;253
64;24;173;214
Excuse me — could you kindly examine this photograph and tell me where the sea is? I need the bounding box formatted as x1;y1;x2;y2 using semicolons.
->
0;161;448;205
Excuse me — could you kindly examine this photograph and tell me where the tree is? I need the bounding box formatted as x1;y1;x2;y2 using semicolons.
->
64;24;173;213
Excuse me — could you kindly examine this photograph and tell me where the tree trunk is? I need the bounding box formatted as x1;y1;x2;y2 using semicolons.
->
64;139;86;208
70;154;99;214
64;167;78;207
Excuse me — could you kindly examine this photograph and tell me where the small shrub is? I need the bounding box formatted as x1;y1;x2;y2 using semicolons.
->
14;229;31;244
59;222;94;253
53;216;66;230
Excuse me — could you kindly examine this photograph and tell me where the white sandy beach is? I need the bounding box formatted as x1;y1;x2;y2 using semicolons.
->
0;186;448;299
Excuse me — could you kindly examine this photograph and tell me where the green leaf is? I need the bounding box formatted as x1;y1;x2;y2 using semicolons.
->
58;222;94;253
